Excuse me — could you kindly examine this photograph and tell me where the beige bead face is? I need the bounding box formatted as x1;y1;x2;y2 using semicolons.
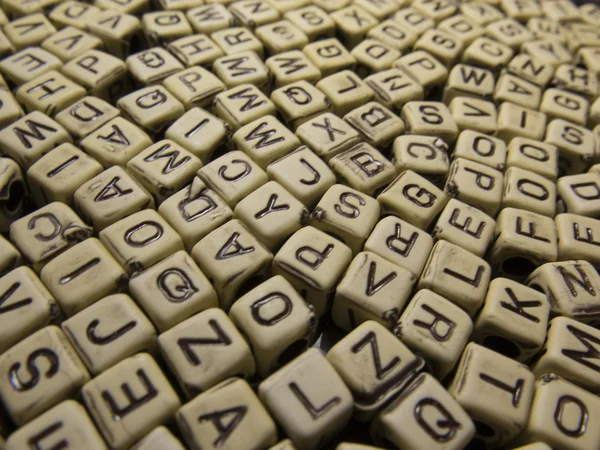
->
232;115;301;169
0;111;71;169
191;219;273;310
163;66;225;110
256;20;309;55
259;348;353;450
344;102;405;150
372;373;475;450
81;117;153;168
213;84;276;130
332;251;415;332
0;47;62;86
4;400;107;450
187;5;235;35
378;170;448;230
129;250;218;332
393;8;435;36
41;238;127;317
506;54;555;87
316;71;374;117
557;173;600;217
546;119;595;176
142;11;192;46
131;426;185;450
367;20;417;54
502;167;556;217
55;97;121;141
414;29;463;68
497;102;547;143
527;260;600;324
449;97;497;135
16;70;86;117
87;11;144;59
310;184;379;254
448;343;535;446
266;50;322;88
0;87;24;129
303;38;356;77
167;34;224;68
99;209;184;274
330;6;378;50
392;135;449;180
364;215;433;277
520;375;600;450
82;353;180;450
454;129;506;170
554;64;598;100
327;321;424;420
472;278;550;362
506;138;559;181
555;213;600;265
350;38;401;76
284;6;335;41
272;80;332;130
438;14;484;45
4;13;56;51
0;326;90;425
230;275;316;377
364;68;424;112
212;27;264;57
0;234;22;277
273;226;352;317
494;73;542;109
230;0;280;29
0;266;59;354
443;63;495;104
178;378;277;450
540;88;589;126
159;309;254;397
461;2;505;25
395;288;472;378
462;37;514;72
401;101;458;143
49;2;101;29
74;165;155;232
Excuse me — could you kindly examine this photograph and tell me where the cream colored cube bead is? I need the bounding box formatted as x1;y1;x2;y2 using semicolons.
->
330;5;378;50
449;97;497;135
364;68;424;112
82;353;180;450
40;238;127;317
296;112;361;162
62;293;156;375
392;7;434;36
0;326;89;425
344;103;405;150
259;348;353;450
462;36;514;72
4;13;56;51
213;51;271;93
507;138;558;181
163;66;226;110
494;72;542;109
55;97;120;142
394;50;448;94
302;38;356;77
461;2;505;25
41;27;103;63
351;39;401;77
539;88;589;126
159;308;254;397
502;167;556;217
497;102;547;142
401;101;459;143
187;4;235;35
414;29;464;68
554;63;598;101
443;63;495;104
557;173;600;217
74;165;154;232
284;5;335;41
16;70;86;117
316;71;374;117
229;0;280;29
255;20;309;55
271;80;332;130
213;84;276;131
212;27;264;57
0;234;21;277
178;378;277;450
49;1;100;29
487;17;534;50
453;130;506;171
506;54;555;88
522;40;572;68
528;18;567;43
95;0;148;15
472;278;549;362
0;47;62;86
392;135;449;181
87;11;144;59
555;213;600;266
266;50;321;88
142;11;192;46
167;34;224;69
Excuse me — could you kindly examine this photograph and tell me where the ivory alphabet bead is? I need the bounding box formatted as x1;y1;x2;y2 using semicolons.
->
418;240;491;316
95;0;148;15
351;39;401;77
332;251;415;332
167;34;224;69
74;165;154;232
353;0;396;20
129;250;217;332
448;343;535;446
266;146;336;208
489;208;558;279
40;238;127;317
233;115;300;169
527;260;600;324
414;29;464;68
542;0;581;22
461;2;505;25
283;6;334;42
557;173;600;217
412;0;457;22
0;157;25;232
87;11;144;59
367;19;417;54
497;102;547;143
41;27;103;63
198;150;268;208
527;18;566;43
472;278;549;362
555;213;600;265
443;63;495;104
394;50;448;94
160;309;254;397
0;111;71;169
302;38;356;77
230;275;316;377
10;202;92;272
271;80;332;130
438;14;485;46
165;108;228;164
4;13;56;51
531;316;599;394
432;198;495;257
507;138;559;181
117;85;185;135
142;11;192;46
49;1;100;29
487;18;535;50
163;66;226;110
127;140;203;204
0;234;21;277
16;70;86;117
0;326;89;425
461;36;514;72
192;219;273;310
255;20;309;55
213;84;276;131
502;167;556;217
131;427;185;450
539;88;589;126
234;181;308;250
364;215;433;277
378;170;448;230
0;47;62;86
82;353;180;450
212;27;264;57
453;130;506;170
178;378;277;450
546;119;595;176
328;320;424;421
61;50;131;104
100;209;184;274
4;400;107;450
364;68;424;112
506;54;555;88
55;97;120;141
521;40;572;69
330;5;378;50
229;0;279;29
344;103;405;150
395;289;472;378
449;97;497;135
401;101;459;143
0;266;58;354
494;72;542;110
213;51;271;93
273;226;352;317
329;144;396;196
392;7;435;36
296;112;361;162
187;5;235;35
371;372;474;450
310;184;379;254
266;50;321;88
0;87;23;129
445;157;503;217
315;71;374;117
62;294;156;375
259;348;353;450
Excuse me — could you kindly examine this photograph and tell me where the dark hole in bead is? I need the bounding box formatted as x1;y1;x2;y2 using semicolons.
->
474;420;496;439
482;335;521;359
276;338;308;367
129;33;146;57
501;256;537;277
3;181;25;214
236;274;265;299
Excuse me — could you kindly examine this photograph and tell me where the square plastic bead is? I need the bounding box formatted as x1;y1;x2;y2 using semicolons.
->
414;29;463;68
487;18;534;50
453;130;506;170
392;7;435;36
557;173;600;217
212;27;264;57
497;102;547;142
87;11;144;59
539;88;589;126
55;97;120;141
255;20;309;55
506;138;559;181
229;0;280;29
266;50;322;88
41;27;103;63
167;34;224;69
494;73;542;109
392;135;449;182
545;119;595;176
553;63;598;100
214;84;276;131
303;38;356;77
413;0;457;22
461;2;505;25
40;237;127;317
367;19;417;54
364;68;424;112
443;63;495;104
213;51;270;93
82;353;180;450
330;5;378;50
438;14;484;45
316;71;374;117
186;5;234;34
506;54;554;87
394;50;448;93
49;2;100;29
95;0;148;14
449;97;497;135
271;80;332;130
284;5;335;41
142;11;192;46
344;102;405;150
351;39;401;78
16;70;86;117
62;293;156;375
296;112;361;162
401;101;459;143
461;37;514;72
502;167;556;217
555;213;600;266
162;66;225;110
0;47;62;86
4;13;56;51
